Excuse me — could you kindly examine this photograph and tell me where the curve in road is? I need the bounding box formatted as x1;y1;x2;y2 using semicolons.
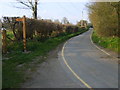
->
61;29;118;88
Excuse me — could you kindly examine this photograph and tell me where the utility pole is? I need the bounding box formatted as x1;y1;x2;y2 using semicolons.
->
82;11;83;20
81;10;84;28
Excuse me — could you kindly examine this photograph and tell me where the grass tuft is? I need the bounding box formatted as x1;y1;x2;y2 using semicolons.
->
92;31;120;53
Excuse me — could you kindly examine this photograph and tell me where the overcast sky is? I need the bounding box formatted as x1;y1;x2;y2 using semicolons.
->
3;0;119;24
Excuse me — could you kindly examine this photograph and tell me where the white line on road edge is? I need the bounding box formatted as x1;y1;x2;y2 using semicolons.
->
61;40;92;89
90;30;118;59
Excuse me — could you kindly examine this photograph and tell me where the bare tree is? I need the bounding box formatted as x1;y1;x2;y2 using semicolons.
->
16;0;38;19
62;17;69;24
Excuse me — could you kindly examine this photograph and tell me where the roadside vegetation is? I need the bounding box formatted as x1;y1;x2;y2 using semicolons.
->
87;2;120;53
92;31;120;53
2;17;89;88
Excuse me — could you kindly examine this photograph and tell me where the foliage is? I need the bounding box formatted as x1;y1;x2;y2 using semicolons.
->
92;31;120;53
3;17;23;41
62;17;70;24
2;28;89;88
2;16;89;88
65;24;79;33
77;20;88;28
87;2;119;37
2;17;79;42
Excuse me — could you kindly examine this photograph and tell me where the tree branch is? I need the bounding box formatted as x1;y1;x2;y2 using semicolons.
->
16;0;31;8
13;5;30;10
28;0;34;8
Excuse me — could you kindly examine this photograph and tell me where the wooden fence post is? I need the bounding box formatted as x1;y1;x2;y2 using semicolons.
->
23;15;27;52
2;29;7;54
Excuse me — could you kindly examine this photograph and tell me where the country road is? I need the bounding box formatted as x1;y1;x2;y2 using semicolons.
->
22;29;118;88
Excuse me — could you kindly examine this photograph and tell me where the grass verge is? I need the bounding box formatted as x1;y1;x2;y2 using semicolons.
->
2;28;89;88
92;31;120;53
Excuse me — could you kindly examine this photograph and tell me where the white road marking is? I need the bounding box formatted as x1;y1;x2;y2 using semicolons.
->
61;30;117;89
90;30;117;59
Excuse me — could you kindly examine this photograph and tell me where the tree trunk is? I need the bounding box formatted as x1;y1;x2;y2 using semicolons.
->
35;1;37;19
33;0;37;19
34;0;38;35
12;22;18;40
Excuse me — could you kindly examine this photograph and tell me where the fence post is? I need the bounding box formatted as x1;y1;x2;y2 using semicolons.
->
23;15;27;52
2;29;7;54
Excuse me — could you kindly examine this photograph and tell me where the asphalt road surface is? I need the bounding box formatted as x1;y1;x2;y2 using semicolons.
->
22;29;118;88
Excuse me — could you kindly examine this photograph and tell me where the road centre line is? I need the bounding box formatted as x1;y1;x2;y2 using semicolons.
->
61;38;93;89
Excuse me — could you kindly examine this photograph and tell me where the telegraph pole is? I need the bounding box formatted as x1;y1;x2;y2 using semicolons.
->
82;11;83;20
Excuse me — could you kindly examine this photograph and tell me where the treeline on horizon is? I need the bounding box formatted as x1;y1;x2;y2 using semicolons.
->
87;2;120;37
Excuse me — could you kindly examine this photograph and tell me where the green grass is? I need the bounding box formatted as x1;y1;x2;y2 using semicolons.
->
92;31;120;53
2;28;89;88
7;31;14;39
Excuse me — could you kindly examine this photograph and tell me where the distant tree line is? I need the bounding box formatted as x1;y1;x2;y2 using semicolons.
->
87;2;120;37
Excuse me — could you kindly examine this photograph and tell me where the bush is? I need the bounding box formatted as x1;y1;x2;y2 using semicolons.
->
3;17;80;42
87;2;119;37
